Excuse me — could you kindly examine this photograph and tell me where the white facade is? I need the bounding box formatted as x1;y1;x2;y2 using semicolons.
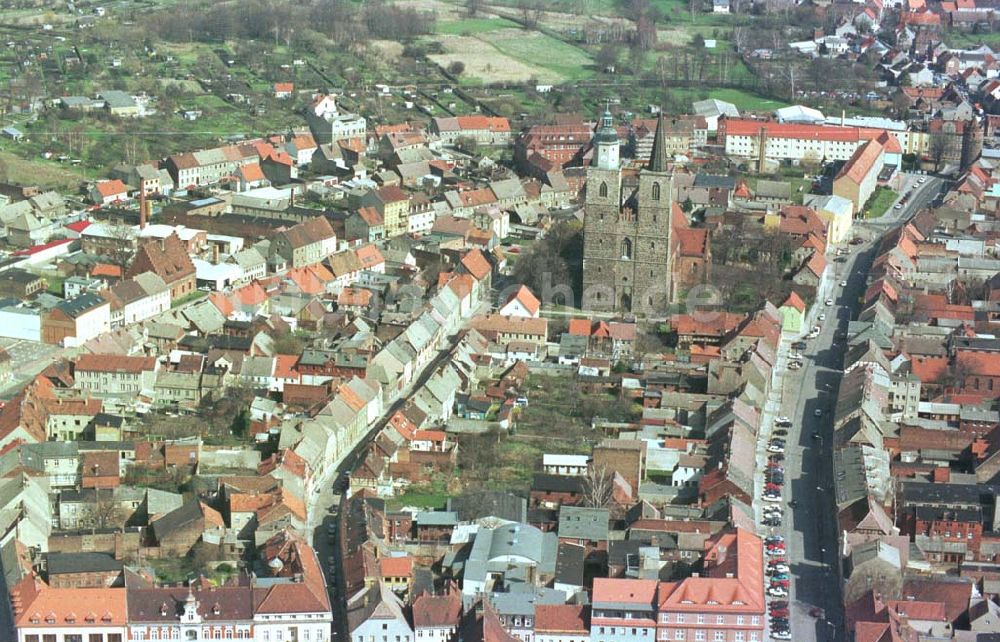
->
121;290;170;327
543;454;590;476
253;610;332;642
18;623;127;642
65;303;112;347
0;306;41;341
408;209;436;234
724;128;927;163
329;113;367;143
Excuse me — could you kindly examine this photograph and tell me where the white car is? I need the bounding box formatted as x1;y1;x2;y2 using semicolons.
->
776;416;791;425
918;177;927;184
894;203;903;209
768;564;790;574
839;280;847;287
814;408;823;417
768;586;789;597
763;494;783;503
767;445;785;454
766;547;787;557
825;299;834;306
817;313;825;322
772;630;792;640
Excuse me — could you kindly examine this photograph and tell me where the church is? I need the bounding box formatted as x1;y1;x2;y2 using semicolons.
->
582;110;676;314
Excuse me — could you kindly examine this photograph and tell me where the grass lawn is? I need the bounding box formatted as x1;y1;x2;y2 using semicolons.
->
865;186;897;219
670;87;789;112
437;17;520;34
945;30;1000;48
489;30;595;82
389;490;450;510
0;151;85;191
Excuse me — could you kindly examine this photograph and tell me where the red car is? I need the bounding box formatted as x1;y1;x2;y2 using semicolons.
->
771;579;790;588
770;607;790;617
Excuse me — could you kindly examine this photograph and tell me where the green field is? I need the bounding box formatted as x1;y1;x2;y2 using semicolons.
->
437;17;520;34
490;31;595;81
671;87;789;112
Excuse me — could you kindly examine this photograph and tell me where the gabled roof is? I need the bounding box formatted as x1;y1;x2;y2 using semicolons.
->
460;249;492;281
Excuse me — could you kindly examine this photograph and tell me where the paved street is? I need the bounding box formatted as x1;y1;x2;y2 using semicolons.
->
755;174;948;642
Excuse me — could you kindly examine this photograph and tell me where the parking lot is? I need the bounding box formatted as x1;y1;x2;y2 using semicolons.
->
0;338;67;398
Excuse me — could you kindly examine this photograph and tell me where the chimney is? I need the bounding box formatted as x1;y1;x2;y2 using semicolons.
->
139;180;147;230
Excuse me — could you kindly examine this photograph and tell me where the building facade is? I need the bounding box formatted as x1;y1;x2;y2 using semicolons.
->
582;111;674;313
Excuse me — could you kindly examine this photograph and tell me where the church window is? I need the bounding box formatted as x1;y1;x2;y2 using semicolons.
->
621;238;633;260
651;241;655;250
599;182;608;198
652;182;661;201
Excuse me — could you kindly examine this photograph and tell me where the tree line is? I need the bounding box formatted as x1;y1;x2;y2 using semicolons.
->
152;0;436;47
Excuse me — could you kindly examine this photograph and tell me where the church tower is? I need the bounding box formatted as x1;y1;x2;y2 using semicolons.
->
582;110;674;314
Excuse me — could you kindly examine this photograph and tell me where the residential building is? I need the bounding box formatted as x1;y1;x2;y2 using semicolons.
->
270;216;338;269
360;185;411;238
432;116;512;146
74;353;158;396
590;578;658;642
833;136;891;215
125;234;196;301
41;292;112;346
12;575;128;642
656;528;766;642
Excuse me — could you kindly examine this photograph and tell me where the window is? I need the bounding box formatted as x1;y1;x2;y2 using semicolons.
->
677;615;685;624
25;637;39;642
621;238;633;260
90;636;104;642
716;616;725;625
674;631;685;641
695;632;706;642
737;616;745;625
652;182;661;201
599;182;609;198
735;633;745;642
697;615;705;624
751;616;760;626
714;633;725;642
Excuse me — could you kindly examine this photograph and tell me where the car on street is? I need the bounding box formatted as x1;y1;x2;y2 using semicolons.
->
918;176;927;184
770;608;789;618
772;630;792;640
772;428;787;437
814;408;823;417
840;280;848;287
776;415;792;425
769;564;790;574
763;517;781;527
767;444;785;454
818;313;825;321
768;586;788;597
790;342;807;350
825;298;834;306
894;203;903;209
787;361;802;370
763;494;782;502
769;454;784;462
765;535;784;543
788;499;799;508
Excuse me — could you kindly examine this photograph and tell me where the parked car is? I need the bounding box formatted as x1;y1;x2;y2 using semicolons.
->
825;298;834;306
768;586;789;597
840;280;848;287
773;630;792;640
814;408;823;417
770;608;790;618
777;414;793;424
773;428;788;437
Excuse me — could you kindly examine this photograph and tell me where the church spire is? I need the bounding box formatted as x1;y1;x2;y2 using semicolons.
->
647;111;669;173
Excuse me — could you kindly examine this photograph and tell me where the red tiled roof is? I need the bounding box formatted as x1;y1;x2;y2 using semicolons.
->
567;319;592;336
534;604;589;633
274;83;294;93
378;556;413;578
91;263;123;278
782;291;806;312
503;285;541;316
456;115;511;132
958;351;1000;378
460;249;492;281
836;138;884;184
75;353;155;374
95;179;128;198
593;578;658;605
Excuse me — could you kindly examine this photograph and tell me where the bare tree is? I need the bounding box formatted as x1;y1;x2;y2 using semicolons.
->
583;464;615;508
85;490;124;529
104;221;138;269
928;132;950;172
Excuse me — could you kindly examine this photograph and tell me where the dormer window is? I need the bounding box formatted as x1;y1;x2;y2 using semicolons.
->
65;613;76;623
